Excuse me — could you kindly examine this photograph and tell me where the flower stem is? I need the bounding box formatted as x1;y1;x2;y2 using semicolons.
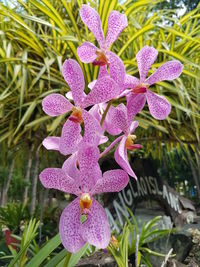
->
100;100;113;126
63;252;71;267
100;135;123;158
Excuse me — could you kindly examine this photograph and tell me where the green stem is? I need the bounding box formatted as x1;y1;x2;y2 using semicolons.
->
100;100;113;126
63;252;71;267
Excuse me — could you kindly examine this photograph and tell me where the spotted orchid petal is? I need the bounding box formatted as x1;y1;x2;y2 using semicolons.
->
107;51;126;91
81;199;110;249
114;136;137;179
77;42;97;63
80;5;105;48
78;146;102;191
42;137;60;151
126;93;146;123
40;168;79;195
88;80;97;90
81;163;102;192
107;103;128;134
129;121;139;134
146;90;171;120
102;105;122;136
82;76;120;108
98;66;109;78
62;154;80;185
88;67;109;90
136;46;158;82
59;198;85;253
99;135;108;145
123;75;140;89
82;110;103;146
88;104;102;122
59;120;82;155
145;60;183;86
62;59;85;106
42;93;73;117
92;169;129;195
105;11;128;49
78;146;100;173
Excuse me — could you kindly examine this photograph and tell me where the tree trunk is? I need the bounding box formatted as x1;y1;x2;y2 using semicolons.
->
23;145;34;205
30;148;40;215
1;158;15;206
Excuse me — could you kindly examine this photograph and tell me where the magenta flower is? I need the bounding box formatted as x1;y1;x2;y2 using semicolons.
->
124;46;183;120
39;146;129;253
77;5;127;86
104;103;142;178
42;59;120;154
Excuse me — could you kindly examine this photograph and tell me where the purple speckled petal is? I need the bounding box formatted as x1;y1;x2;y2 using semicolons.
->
146;90;171;120
123;75;140;89
92;169;129;195
88;68;110;90
99;135;108;145
81;164;102;192
98;66;109;78
42;137;60;151
129;121;139;134
42;93;73;117
107;51;125;91
145;60;183;86
88;104;101;122
114;136;137;179
59;120;82;155
127;93;146;123
107;103;128;134
88;80;97;90
136;46;158;82
78;145;100;173
104;105;122;136
82;110;103;146
82;76;120;108
105;11;128;49
39;168;79;195
62;59;85;106
62;154;80;185
77;42;97;63
81;199;110;249
59;198;85;253
80;5;105;48
78;145;101;191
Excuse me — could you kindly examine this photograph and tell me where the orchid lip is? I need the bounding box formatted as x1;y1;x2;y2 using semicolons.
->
126;144;143;150
125;134;142;150
132;83;149;94
69;106;83;124
92;49;110;66
69;116;82;123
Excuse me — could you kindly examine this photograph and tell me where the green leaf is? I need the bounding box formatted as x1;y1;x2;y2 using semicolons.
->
26;234;61;267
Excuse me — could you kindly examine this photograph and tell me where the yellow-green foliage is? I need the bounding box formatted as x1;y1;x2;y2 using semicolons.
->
0;0;199;159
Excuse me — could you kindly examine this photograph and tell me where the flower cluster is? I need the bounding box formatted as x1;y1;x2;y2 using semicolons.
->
39;5;183;253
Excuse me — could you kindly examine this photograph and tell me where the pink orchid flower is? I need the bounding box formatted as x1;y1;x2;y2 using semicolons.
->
77;5;127;85
77;4;127;65
124;46;183;120
39;146;129;253
102;103;141;178
42;59;120;155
